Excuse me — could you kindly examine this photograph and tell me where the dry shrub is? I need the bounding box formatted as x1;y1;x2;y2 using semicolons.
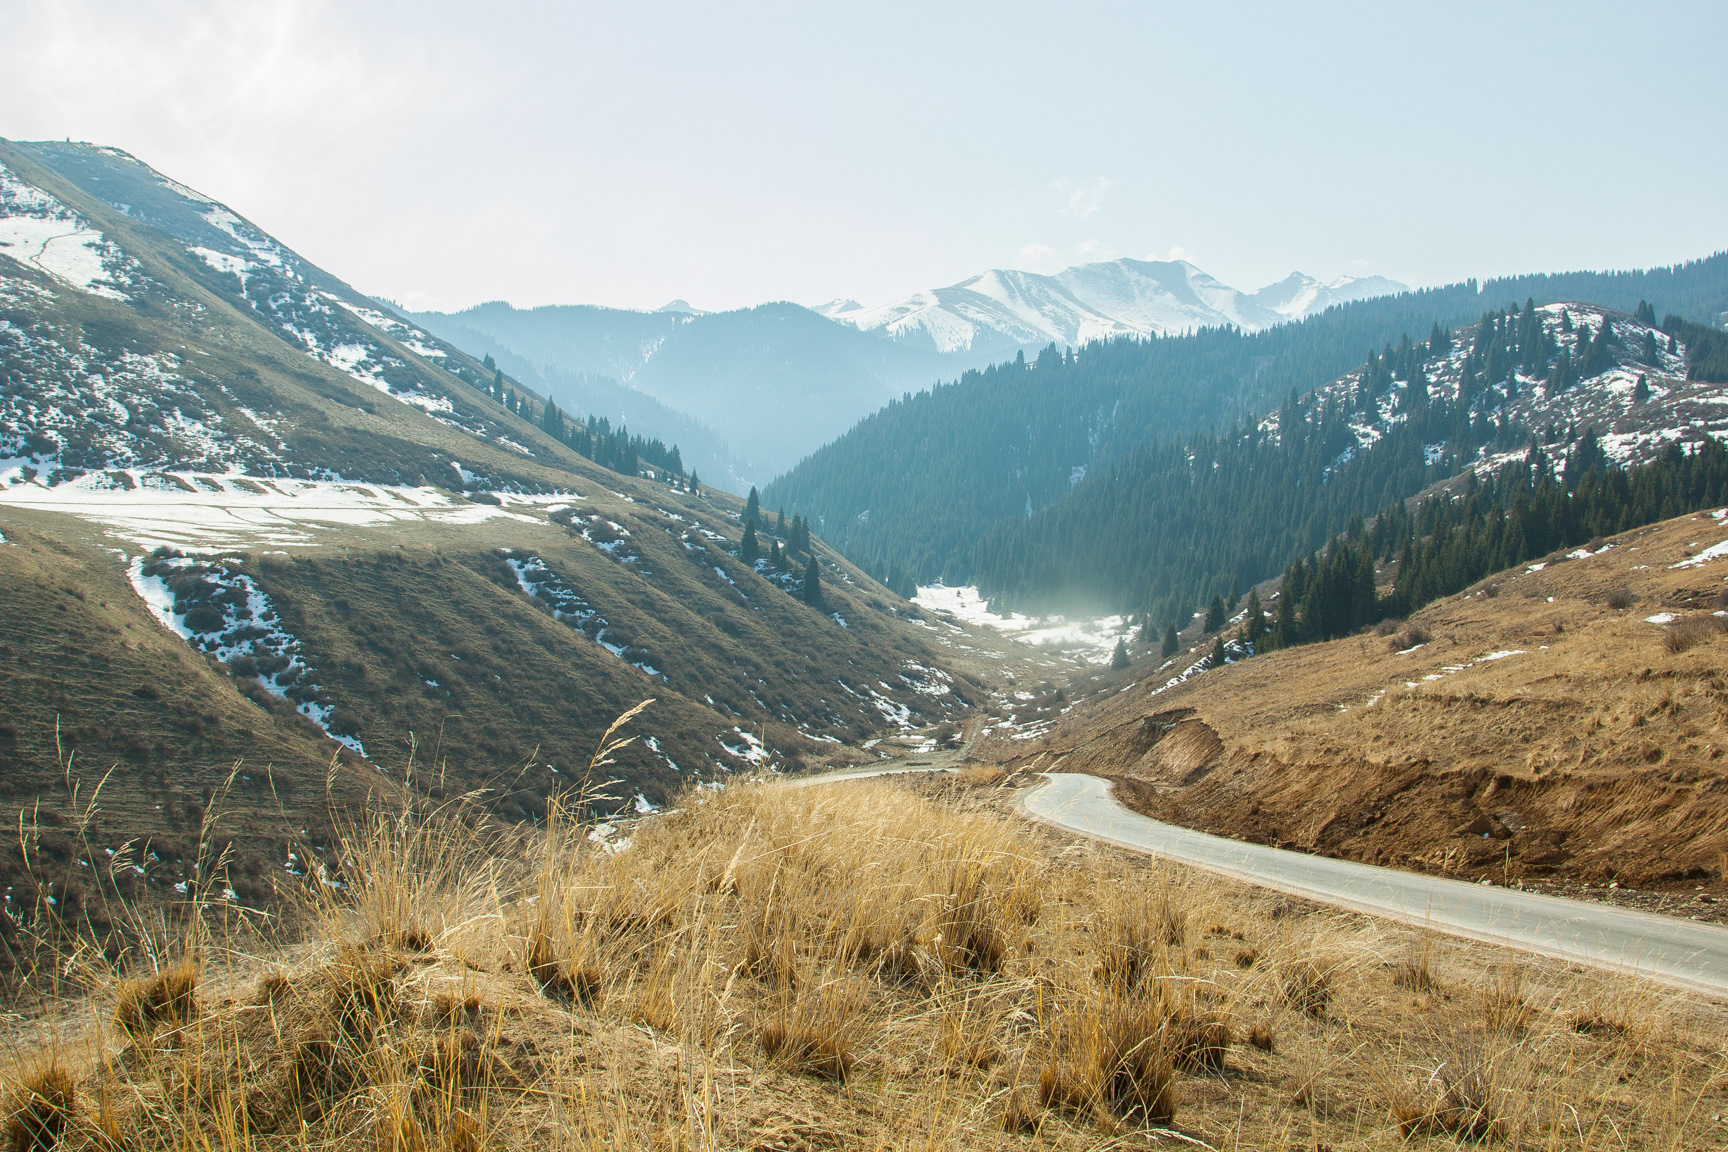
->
1391;623;1431;651
1479;970;1532;1034
758;971;866;1080
1038;990;1179;1126
1281;957;1334;1018
113;959;199;1037
4;1064;75;1152
1392;936;1436;992
1246;1022;1274;1052
1000;1089;1043;1134
1374;618;1404;637
1663;615;1727;654
937;996;1000;1075
954;764;1005;786
1604;586;1636;610
1387;1048;1513;1143
525;914;602;1007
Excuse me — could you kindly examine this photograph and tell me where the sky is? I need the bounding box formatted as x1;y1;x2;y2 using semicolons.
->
3;1;1725;314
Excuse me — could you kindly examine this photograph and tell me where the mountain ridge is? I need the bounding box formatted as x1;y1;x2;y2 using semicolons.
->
818;258;1410;353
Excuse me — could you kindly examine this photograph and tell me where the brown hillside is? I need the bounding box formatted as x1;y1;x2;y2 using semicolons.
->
986;507;1728;893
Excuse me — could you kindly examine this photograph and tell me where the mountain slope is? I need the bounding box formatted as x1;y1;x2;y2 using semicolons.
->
411;299;984;484
968;301;1724;622
766;255;1728;594
0;141;978;926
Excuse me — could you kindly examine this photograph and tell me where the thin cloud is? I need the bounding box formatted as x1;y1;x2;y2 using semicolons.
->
1054;176;1112;219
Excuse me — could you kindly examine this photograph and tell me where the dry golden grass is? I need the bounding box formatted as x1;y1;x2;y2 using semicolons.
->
3;752;1728;1150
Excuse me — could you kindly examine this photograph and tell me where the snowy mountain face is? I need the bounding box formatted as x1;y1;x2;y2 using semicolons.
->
824;259;1409;354
0;139;594;490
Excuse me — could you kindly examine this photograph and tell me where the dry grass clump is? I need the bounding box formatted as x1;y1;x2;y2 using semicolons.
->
3;1063;75;1152
1281;955;1336;1018
1380;619;1432;650
1663;613;1728;653
953;763;1006;786
1604;586;1637;609
112;959;199;1038
1386;1046;1513;1143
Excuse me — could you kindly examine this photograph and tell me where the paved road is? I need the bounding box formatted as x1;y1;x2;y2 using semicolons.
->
1021;772;1728;997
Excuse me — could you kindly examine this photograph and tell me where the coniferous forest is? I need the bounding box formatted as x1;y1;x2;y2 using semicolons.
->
764;255;1728;598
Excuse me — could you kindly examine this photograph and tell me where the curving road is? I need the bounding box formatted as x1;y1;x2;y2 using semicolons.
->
1020;772;1728;997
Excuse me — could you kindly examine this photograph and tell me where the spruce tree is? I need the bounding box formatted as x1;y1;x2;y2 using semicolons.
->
744;486;760;528
1210;637;1227;668
1111;638;1130;670
492;368;504;399
1244;588;1266;650
741;522;759;565
1634;374;1650;404
1161;623;1178;659
801;554;822;605
770;539;783;569
690;471;700;493
1204;595;1226;633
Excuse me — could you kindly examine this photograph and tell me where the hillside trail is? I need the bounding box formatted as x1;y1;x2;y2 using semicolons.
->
794;759;1728;998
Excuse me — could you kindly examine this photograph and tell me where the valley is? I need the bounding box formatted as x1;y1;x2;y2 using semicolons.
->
5;128;1728;1152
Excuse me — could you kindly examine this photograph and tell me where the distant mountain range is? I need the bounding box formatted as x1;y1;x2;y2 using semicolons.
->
816;260;1408;355
413;261;1407;488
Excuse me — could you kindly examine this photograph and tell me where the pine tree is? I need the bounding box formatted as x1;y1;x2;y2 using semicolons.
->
1204;594;1226;633
1271;594;1296;650
1244;588;1266;650
1111;638;1130;670
1210;637;1226;668
741;521;759;565
1161;623;1178;659
801;554;822;606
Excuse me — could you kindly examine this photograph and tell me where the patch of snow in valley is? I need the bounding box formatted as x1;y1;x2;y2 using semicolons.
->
914;583;1130;664
0;471;552;551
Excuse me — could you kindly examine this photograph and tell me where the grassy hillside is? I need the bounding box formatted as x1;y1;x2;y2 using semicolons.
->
0;141;986;968
0;771;1719;1150
985;506;1728;896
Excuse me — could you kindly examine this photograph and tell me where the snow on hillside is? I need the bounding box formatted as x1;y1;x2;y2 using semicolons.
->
0;470;556;552
8;144;502;439
827;258;1408;352
1283;302;1720;476
0;162;138;300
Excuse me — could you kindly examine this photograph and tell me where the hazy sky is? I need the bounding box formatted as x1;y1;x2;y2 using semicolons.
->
4;1;1724;313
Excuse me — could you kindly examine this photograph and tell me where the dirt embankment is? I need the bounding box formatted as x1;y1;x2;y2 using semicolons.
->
989;510;1728;901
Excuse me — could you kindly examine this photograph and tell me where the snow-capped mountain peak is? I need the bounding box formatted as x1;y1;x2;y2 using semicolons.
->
828;257;1408;354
